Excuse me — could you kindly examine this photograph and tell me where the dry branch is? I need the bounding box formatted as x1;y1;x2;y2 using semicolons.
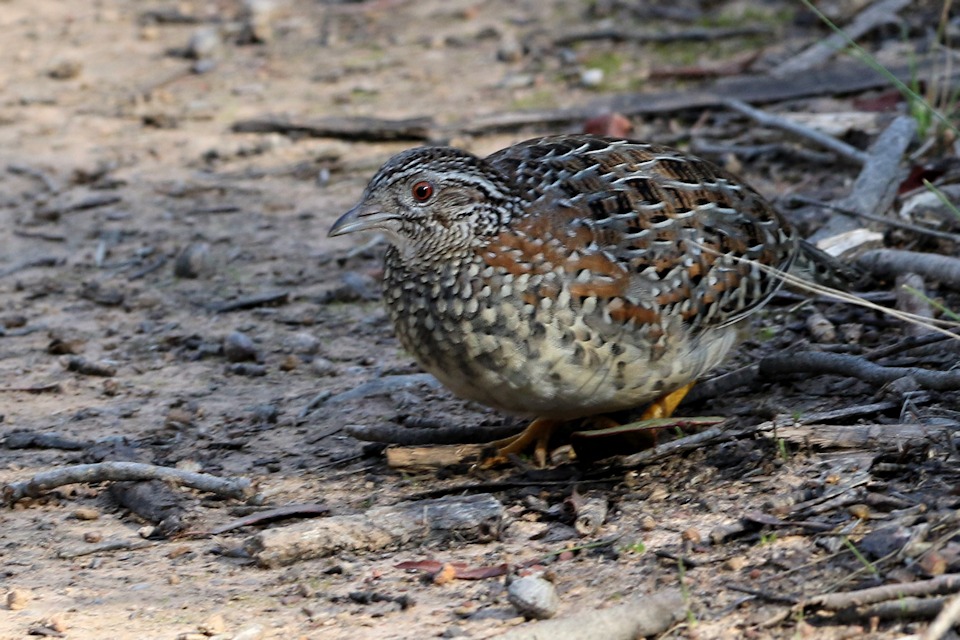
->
758;351;960;391
723;99;867;164
462;59;954;134
775;422;959;450
809;115;916;244
495;588;685;640
553;25;770;46
858;250;960;290
2;461;254;504
808;574;960;610
772;0;911;76
231;115;434;141
346;421;521;445
244;494;503;568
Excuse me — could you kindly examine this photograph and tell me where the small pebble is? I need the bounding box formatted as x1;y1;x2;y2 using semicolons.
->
232;625;265;640
507;575;559;620
174;242;214;279
227;363;267;377
580;68;604;87
48;59;83;79
223;332;258;362
187;27;221;60
199;612;226;635
73;507;100;521
46;615;68;633
83;531;103;543
310;357;337;377
6;588;29;610
286;331;321;355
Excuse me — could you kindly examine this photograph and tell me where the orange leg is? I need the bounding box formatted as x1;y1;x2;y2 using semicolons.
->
489;417;561;468
639;382;695;420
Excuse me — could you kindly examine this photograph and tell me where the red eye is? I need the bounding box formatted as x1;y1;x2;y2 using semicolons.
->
412;180;434;202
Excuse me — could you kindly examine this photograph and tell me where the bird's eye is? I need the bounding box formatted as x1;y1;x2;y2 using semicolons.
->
411;180;434;202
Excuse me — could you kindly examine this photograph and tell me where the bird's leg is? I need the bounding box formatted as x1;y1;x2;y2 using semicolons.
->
639;382;695;420
489;417;562;467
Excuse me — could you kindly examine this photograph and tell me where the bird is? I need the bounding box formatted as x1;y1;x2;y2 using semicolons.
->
329;134;840;465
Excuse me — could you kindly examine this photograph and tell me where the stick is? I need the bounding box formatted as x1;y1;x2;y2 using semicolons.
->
809;115;917;243
494;588;685;640
244;494;503;568
772;0;911;76
723;98;868;164
924;592;960;640
858;250;960;289
774;422;958;450
346;421;521;445
231;115;434;142
807;574;960;610
758;351;960;391
462;58;955;134
2;461;254;504
553;25;770;46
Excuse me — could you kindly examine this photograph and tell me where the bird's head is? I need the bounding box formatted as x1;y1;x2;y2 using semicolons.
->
328;146;518;264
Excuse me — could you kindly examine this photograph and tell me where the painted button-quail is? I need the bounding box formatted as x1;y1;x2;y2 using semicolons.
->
330;134;831;464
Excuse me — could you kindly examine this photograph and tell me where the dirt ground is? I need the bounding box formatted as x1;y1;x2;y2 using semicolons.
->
2;1;960;639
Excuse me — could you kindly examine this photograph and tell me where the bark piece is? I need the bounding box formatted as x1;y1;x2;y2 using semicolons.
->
244;494;503;568
495;588;685;640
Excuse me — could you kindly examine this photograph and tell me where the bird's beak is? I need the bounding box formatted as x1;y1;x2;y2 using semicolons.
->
328;202;399;237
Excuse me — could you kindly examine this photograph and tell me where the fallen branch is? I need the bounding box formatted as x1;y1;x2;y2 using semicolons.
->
833;595;947;624
809;115;916;243
774;421;959;450
462;58;954;134
553;25;770;46
772;0;911;76
723;98;868;164
807;574;960;610
231;115;434;142
494;588;685;640
2;461;254;505
924;592;960;640
346;421;520;445
244;494;503;568
858;250;960;290
759;350;960;390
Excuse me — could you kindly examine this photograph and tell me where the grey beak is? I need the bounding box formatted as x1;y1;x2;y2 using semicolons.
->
328;202;399;237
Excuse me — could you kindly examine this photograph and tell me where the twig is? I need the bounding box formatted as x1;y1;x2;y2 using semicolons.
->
2;461;254;504
0;383;62;394
858;250;960;289
553;25;770;46
321;373;441;408
204;503;331;536
787;195;960;244
809;115;917;243
682;364;759;405
772;0;911;76
461;58;955;134
834;595;947;624
209;290;290;313
806;574;960;610
345;422;522;445
723;99;868;164
618;424;733;468
0;256;64;278
924;592;960;640
897;273;935;337
494;588;685;640
759;351;960;390
231;116;434;142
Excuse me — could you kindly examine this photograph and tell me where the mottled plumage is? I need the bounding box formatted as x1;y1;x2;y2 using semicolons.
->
330;135;807;450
